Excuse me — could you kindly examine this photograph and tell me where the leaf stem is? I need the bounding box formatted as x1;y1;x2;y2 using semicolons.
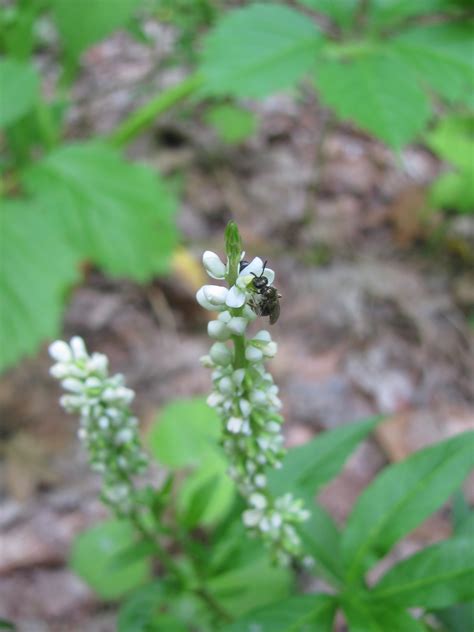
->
108;72;203;148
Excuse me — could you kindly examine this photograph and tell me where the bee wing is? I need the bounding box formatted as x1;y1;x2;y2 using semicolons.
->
269;300;280;324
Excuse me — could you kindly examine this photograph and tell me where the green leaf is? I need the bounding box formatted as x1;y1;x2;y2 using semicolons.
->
315;51;430;148
298;499;343;584
368;0;445;28
297;0;358;29
0;58;39;128
0;199;79;372
24;142;178;281
178;451;235;527
205;104;257;144
341;431;474;582
51;0;141;56
268;416;382;497
117;582;165;632
224;594;337;632
0;619;15;631
434;601;474;632
372;537;474;609
200;3;322;98
426;116;474;173
342;599;426;632
70;520;150;599
390;23;474;104
146;397;221;468
208;554;293;615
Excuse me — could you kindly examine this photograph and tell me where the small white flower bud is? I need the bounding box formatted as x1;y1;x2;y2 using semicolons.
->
243;509;262;527
49;363;70;379
88;353;108;373
61;378;83;393
210;342;232;366
70;336;88;359
255;474;266;488
263;342;278;358
207;392;224;407
115;428;133;444
218;377;234;395
203;285;229;306
207;320;230;341
249;493;267;509
245;346;263;362
218;310;232;323
227;416;244;433
98;417;109;429
202;251;227;279
225;285;247;308
227;317;248;335
232;369;245;386
253;330;272;343
49;340;72;363
239;398;251;417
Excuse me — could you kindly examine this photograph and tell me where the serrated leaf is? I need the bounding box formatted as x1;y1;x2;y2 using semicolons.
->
70;520;150;599
390;23;474;104
342;599;425;632
268;416;382;497
297;0;358;28
341;431;474;583
146;398;221;468
200;3;322;98
0;199;79;372
373;537;474;609
0;58;39;128
224;594;337;632
51;0;140;56
23;142;178;281
315;51;430;148
205;104;256;144
208;554;292;616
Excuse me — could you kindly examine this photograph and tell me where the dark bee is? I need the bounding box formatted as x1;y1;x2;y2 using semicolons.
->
240;259;281;325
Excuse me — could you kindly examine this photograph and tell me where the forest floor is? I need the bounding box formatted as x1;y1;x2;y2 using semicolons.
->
1;24;473;632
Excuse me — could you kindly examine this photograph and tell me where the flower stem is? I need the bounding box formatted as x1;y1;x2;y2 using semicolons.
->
232;335;247;369
108;72;203;148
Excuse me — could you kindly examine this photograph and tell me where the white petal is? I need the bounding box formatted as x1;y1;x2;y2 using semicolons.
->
202;250;226;279
249;493;267;509
210;342;232;366
263;268;275;285
226;285;247;308
263;341;278;357
217;310;232;323
239;257;264;277
49;340;72;363
196;287;214;310
243;509;262;527
227;317;248;335
239;398;252;417
253;330;271;343
207;320;230;341
203;285;228;306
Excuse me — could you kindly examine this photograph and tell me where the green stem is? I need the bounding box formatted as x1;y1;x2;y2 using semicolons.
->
108;72;203;148
232;334;246;370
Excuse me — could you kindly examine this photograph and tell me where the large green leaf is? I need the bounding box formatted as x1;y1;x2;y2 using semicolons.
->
342;599;425;632
204;104;256;144
146;398;221;468
224;594;337;632
70;520;150;599
208;555;292;616
51;0;140;56
268;416;381;497
341;431;474;583
367;0;445;28
372;537;474;609
390;23;474;104
297;0;358;28
0;199;79;372
200;3;322;98
0;58;39;128
24;142;178;281
426;116;474;173
315;51;430;148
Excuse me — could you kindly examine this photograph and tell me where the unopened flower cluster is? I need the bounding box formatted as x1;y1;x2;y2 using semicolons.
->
49;337;148;516
197;251;310;566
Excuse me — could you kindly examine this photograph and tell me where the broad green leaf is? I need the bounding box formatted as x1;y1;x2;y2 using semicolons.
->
434;601;474;632
0;58;39;128
0;199;79;372
51;0;140;56
342;599;425;632
178;451;235;527
224;594;337;632
298;499;343;583
341;431;474;582
200;3;322;98
368;0;445;28
426;116;474;173
146;398;220;468
205;104;256;144
372;537;474;608
297;1;358;28
117;582;165;632
268;416;382;497
391;23;474;104
315;51;430;148
70;520;150;599
208;555;292;615
24;142;178;281
430;171;474;213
